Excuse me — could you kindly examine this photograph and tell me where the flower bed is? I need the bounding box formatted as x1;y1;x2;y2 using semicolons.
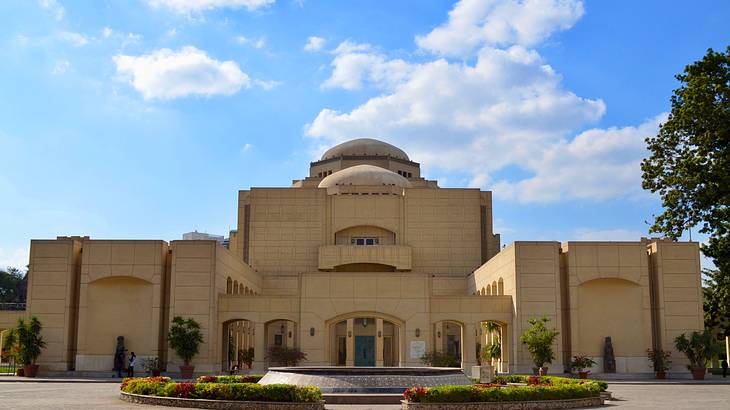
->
196;375;264;384
120;376;321;403
401;376;605;408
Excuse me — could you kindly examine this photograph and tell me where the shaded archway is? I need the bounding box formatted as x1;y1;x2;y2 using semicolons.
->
221;319;254;371
264;319;298;366
478;320;508;373
433;320;463;367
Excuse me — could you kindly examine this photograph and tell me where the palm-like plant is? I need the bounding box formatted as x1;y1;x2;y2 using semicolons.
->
674;330;721;371
168;316;204;366
15;317;46;365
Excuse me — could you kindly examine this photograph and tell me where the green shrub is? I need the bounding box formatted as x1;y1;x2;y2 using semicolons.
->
404;381;601;403
420;350;461;367
120;380;322;403
491;375;607;392
196;375;264;384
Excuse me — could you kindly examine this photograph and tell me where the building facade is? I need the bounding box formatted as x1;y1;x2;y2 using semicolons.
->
0;139;704;375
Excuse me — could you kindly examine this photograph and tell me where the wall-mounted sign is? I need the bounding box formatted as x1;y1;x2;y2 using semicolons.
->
410;340;426;359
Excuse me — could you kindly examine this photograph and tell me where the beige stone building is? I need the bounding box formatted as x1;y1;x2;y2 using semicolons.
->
0;139;704;375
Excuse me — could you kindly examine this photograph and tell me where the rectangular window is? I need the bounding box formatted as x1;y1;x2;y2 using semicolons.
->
351;237;379;245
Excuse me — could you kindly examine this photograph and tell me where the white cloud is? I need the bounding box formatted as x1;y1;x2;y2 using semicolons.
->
102;27;113;38
235;35;266;49
39;0;65;21
254;79;281;90
51;59;70;74
0;247;30;270
113;46;250;99
147;0;275;13
304;36;326;52
416;0;584;57
241;143;254;153
59;31;89;47
492;114;666;202
307;0;665;203
322;41;414;90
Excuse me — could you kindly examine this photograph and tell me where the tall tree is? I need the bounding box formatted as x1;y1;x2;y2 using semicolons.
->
641;46;730;337
0;267;27;304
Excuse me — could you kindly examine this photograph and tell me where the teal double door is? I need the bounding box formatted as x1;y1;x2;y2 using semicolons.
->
354;336;375;366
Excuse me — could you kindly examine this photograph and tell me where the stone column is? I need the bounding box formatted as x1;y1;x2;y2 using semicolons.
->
346;318;354;367
500;324;509;373
463;323;477;371
253;322;266;370
435;322;444;353
376;318;384;367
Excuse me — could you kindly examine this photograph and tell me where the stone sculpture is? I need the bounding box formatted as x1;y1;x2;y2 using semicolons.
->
604;336;616;373
113;336;126;377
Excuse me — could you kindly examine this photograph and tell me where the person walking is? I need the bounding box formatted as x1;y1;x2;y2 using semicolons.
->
127;352;137;378
722;359;728;378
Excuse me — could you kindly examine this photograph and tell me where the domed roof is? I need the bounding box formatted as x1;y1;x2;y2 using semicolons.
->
318;165;412;189
321;138;409;161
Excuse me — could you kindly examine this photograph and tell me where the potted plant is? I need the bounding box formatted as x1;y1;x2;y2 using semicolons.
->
674;330;721;380
13;317;46;378
239;347;254;369
570;355;596;379
265;346;307;366
646;348;672;379
168;316;204;379
141;356;161;377
520;316;559;375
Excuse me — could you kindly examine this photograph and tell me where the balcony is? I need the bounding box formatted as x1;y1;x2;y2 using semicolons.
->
318;245;412;271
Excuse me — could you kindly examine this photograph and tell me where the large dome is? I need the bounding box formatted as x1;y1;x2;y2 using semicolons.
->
321;138;409;161
318;165;412;189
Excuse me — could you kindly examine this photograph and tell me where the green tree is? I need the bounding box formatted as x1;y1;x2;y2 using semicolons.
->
0;267;27;304
640;46;730;336
168;316;204;366
520;317;559;369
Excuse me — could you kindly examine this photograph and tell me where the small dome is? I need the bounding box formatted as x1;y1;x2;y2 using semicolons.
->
318;165;412;189
321;138;409;161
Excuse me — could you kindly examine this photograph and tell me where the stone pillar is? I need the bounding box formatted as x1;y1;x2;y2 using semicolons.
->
346;318;354;367
435;322;444;353
253;322;266;370
463;323;477;371
376;318;384;367
500;324;509;373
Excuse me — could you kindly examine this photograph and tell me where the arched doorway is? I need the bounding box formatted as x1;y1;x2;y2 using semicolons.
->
221;319;254;371
264;319;297;366
433;321;463;367
478;320;508;373
328;313;403;367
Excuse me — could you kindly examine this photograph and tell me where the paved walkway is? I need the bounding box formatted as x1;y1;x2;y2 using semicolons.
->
0;380;727;409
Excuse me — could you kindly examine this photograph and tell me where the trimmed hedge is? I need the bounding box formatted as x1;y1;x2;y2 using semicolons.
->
196;375;264;384
404;381;601;403
120;377;321;403
492;375;608;392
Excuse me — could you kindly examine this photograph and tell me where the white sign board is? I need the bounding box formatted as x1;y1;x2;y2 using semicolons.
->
410;340;426;359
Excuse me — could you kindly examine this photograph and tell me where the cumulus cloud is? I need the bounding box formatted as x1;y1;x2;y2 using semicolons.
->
304;36;326;52
0;247;29;270
51;59;71;75
113;46;250;99
492;114;666;202
39;0;65;20
416;0;583;57
235;35;266;49
147;0;275;13
307;0;664;203
322;41;414;90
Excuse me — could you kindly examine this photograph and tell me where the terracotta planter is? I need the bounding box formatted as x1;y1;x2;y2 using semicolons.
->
691;368;706;380
179;365;195;379
578;371;589;379
151;370;161;377
655;371;666;379
23;364;39;378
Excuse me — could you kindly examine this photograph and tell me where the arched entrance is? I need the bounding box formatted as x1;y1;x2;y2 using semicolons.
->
221;319;254;371
478;320;508;373
328;313;403;367
264;319;297;366
433;321;463;367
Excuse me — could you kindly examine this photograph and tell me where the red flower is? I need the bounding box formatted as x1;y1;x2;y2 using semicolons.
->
173;382;195;398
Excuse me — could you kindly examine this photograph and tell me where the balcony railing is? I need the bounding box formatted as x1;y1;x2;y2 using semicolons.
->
0;303;26;311
318;245;412;271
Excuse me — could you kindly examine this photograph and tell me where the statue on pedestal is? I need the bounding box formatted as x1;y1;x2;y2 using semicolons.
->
113;336;126;378
604;336;616;373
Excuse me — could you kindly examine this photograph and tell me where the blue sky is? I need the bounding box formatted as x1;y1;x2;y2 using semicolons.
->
1;0;728;269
